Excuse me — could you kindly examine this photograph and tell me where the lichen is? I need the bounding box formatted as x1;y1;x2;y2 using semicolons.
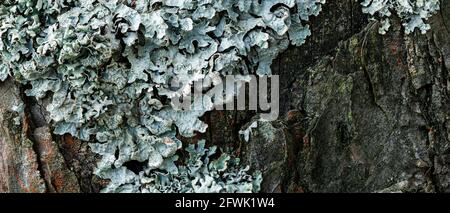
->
100;140;263;193
361;0;440;34
0;0;441;193
0;0;327;193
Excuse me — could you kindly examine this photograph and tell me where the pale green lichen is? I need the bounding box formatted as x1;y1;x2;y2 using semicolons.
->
0;0;326;193
100;140;263;193
361;0;440;34
1;0;440;193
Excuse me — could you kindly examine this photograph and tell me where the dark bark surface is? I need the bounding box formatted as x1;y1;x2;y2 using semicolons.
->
0;1;449;193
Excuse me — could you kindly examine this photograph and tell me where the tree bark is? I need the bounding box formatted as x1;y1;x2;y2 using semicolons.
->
0;0;449;193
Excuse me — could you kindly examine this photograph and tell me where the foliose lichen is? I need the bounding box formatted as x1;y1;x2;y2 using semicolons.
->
101;140;263;193
0;0;327;192
0;0;441;193
361;0;440;34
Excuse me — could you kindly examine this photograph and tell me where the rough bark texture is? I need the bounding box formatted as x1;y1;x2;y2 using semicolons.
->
0;1;449;193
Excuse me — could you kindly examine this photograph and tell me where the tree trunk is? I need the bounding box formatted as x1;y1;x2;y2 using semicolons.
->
0;1;449;193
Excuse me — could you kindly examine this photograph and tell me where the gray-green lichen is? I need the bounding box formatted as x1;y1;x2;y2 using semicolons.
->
361;0;440;34
100;140;262;193
0;0;440;193
0;0;325;193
